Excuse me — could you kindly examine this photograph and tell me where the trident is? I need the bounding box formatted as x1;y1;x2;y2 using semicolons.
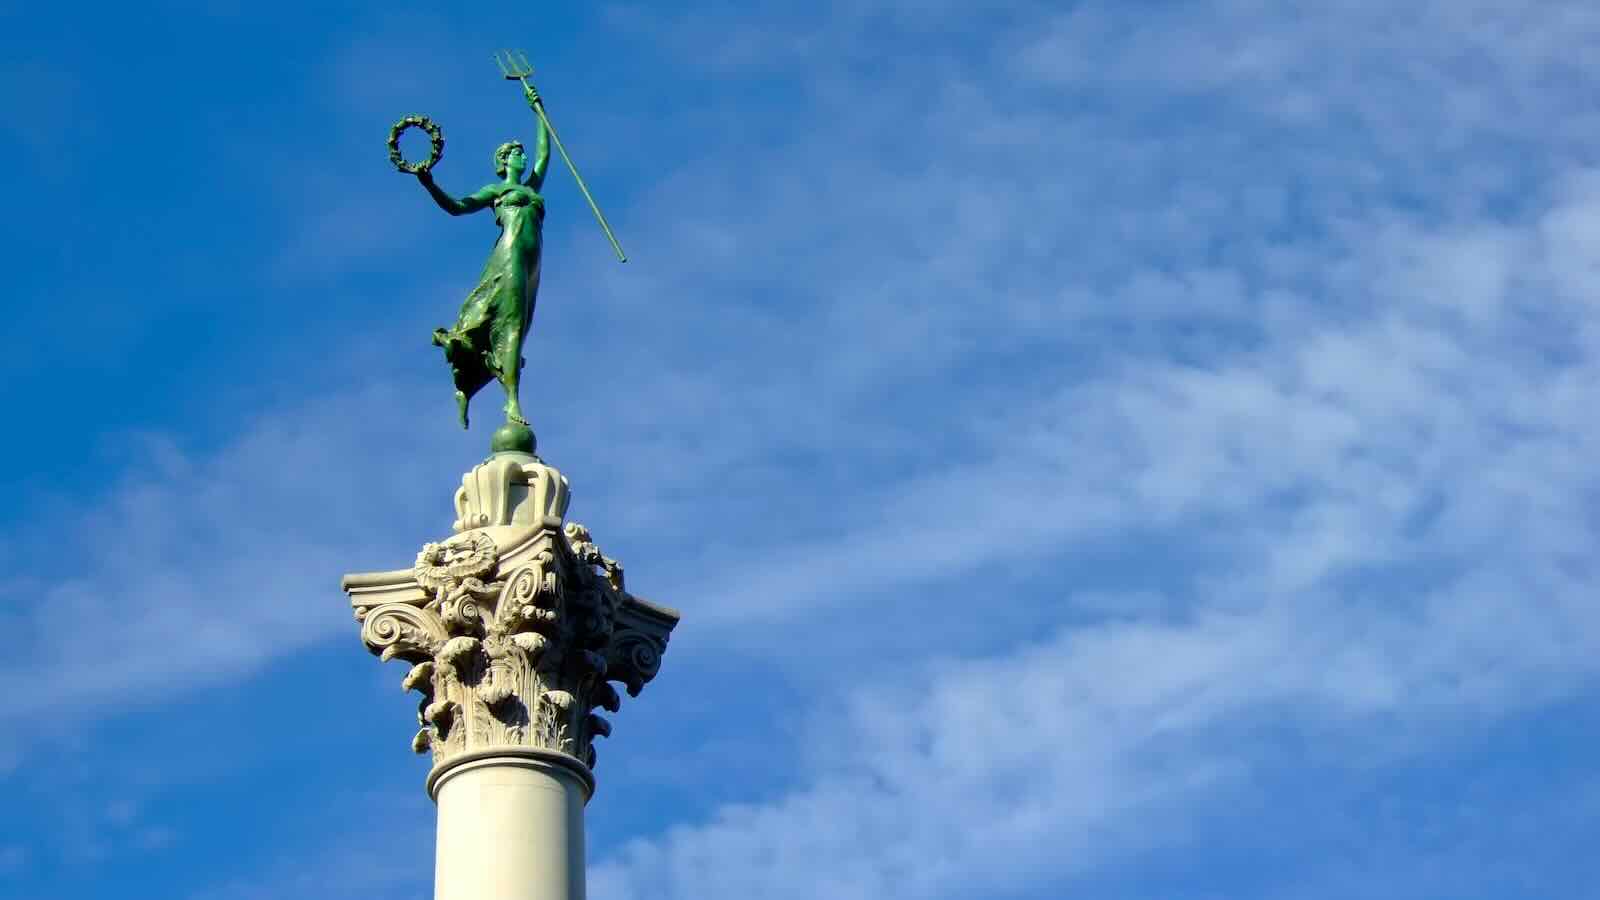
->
494;49;627;263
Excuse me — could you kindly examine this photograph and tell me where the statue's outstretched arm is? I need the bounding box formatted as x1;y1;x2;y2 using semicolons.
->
527;110;551;190
418;171;496;216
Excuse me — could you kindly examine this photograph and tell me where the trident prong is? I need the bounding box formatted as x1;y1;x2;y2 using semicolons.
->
494;49;535;81
493;49;627;263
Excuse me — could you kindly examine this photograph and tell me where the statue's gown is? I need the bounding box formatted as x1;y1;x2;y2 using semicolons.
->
434;188;543;410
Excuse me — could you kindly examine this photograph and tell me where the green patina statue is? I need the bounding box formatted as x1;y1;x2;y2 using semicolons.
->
415;116;549;434
390;51;625;454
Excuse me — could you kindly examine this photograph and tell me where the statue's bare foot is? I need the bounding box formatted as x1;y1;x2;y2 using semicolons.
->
455;391;470;429
506;405;529;427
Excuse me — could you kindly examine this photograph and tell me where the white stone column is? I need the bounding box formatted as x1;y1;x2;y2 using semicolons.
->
431;751;593;900
342;451;678;900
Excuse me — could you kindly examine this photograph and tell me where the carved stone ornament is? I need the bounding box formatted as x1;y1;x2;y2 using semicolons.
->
452;454;571;533
344;454;677;778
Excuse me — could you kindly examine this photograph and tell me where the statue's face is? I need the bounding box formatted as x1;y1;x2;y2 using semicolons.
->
505;146;527;177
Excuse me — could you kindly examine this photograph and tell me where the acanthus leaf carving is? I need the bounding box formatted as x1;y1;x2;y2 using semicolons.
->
565;522;624;591
592;681;621;714
402;661;435;694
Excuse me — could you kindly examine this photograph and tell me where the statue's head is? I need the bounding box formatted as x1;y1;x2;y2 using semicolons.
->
495;141;527;179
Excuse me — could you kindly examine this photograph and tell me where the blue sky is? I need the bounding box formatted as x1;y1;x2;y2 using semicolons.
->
2;1;1598;898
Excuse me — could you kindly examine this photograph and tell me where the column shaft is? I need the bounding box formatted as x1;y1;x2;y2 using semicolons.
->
431;754;589;900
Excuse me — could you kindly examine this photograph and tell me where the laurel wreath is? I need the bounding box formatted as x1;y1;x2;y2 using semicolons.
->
388;115;445;174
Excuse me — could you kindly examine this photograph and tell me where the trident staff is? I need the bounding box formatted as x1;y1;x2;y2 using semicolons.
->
495;50;627;263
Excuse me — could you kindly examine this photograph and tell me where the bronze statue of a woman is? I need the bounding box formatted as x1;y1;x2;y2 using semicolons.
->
390;53;625;451
412;110;550;432
412;104;550;433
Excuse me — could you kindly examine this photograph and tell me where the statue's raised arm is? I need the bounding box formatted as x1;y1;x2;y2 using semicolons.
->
524;86;551;191
496;50;626;262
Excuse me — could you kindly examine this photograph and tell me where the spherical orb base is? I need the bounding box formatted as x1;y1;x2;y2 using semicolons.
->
491;421;536;455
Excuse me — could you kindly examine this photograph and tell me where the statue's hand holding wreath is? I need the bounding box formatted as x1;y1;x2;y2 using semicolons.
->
388;115;446;179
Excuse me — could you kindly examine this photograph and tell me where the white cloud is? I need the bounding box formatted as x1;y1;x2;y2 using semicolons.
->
594;584;1590;900
577;1;1600;897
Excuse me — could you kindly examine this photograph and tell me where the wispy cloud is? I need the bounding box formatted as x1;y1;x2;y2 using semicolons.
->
0;378;469;759
577;1;1600;897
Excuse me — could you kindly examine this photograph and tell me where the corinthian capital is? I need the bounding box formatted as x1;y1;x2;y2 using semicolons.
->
343;454;678;778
